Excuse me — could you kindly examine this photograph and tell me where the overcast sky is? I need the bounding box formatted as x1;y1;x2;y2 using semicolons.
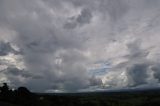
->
0;0;160;92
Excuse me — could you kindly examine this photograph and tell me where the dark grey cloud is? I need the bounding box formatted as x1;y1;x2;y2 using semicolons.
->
75;8;92;24
0;41;19;56
0;66;43;90
64;8;92;29
151;65;160;82
3;67;42;79
127;63;149;87
125;41;150;87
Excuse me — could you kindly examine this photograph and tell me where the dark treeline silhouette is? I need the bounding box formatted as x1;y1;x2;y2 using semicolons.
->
1;83;160;106
0;83;36;106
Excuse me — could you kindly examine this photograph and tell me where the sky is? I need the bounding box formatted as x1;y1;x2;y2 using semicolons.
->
0;0;160;92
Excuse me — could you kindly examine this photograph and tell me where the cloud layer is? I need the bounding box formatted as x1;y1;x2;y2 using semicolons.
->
0;0;160;92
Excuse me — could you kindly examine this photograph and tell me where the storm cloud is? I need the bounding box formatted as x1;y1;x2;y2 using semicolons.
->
0;0;160;92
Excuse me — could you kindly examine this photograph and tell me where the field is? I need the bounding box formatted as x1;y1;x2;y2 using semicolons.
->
1;88;160;106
